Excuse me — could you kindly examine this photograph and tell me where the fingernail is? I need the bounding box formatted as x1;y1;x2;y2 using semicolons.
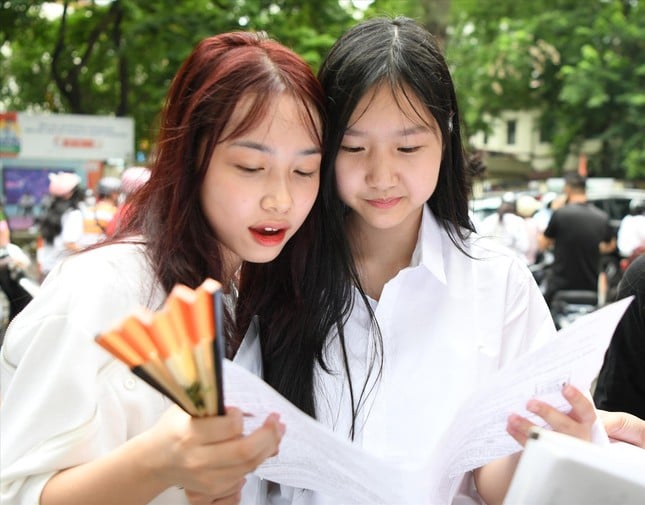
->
527;400;540;413
562;384;574;398
507;414;521;427
278;422;286;436
267;412;281;423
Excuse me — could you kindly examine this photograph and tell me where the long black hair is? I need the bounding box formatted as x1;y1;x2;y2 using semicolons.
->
240;17;477;438
319;16;475;237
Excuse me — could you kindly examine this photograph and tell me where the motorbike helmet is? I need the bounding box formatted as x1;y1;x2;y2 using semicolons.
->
48;172;81;198
97;176;122;198
120;166;151;196
516;195;541;218
629;198;645;215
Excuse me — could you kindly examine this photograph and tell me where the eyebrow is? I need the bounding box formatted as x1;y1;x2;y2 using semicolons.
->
344;125;432;137
231;140;321;156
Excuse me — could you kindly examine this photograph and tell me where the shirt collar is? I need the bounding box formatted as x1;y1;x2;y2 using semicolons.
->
410;205;448;285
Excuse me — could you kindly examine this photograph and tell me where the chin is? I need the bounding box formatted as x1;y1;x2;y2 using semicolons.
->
245;249;283;264
365;216;405;229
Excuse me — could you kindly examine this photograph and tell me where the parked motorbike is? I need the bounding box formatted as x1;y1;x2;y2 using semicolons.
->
548;289;599;330
0;244;40;345
530;253;617;330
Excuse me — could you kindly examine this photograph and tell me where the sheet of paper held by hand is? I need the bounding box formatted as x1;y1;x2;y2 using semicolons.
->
223;296;633;504
223;360;423;504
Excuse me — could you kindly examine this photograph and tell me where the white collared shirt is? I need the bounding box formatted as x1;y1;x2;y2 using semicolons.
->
284;206;556;504
617;214;645;257
0;242;266;505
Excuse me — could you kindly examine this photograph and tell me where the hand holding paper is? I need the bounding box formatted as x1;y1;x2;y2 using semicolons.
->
507;383;599;447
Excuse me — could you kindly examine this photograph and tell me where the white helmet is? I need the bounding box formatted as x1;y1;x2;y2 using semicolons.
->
120;166;151;195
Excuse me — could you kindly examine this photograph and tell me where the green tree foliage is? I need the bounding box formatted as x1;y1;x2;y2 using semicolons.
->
5;1;643;181
447;0;645;180
0;0;357;157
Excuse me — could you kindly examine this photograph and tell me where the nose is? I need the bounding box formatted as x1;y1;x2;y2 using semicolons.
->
365;152;397;190
261;173;293;214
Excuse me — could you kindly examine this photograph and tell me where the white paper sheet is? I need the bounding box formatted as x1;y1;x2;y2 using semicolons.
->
223;296;633;504
224;362;423;504
503;428;645;505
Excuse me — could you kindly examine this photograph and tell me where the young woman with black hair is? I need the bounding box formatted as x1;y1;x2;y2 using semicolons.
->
241;17;601;505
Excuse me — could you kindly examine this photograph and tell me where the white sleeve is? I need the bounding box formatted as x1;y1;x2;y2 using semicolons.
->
61;208;84;245
617;217;637;257
499;257;557;366
0;250;166;503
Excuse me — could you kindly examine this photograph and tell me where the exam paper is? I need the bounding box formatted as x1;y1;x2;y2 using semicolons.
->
426;296;632;503
224;361;424;503
223;296;632;504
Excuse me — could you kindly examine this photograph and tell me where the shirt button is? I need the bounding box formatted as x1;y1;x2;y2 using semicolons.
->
124;376;137;390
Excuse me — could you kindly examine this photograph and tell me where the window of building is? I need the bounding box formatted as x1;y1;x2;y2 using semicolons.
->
506;120;516;145
539;120;553;143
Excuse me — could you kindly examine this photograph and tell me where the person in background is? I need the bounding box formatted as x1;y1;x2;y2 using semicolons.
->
531;191;564;235
593;252;645;419
80;176;121;246
105;166;151;237
538;171;616;306
0;202;35;342
1;30;325;505
515;194;542;265
477;194;531;264
35;172;85;280
241;16;599;505
17;191;36;218
616;198;645;269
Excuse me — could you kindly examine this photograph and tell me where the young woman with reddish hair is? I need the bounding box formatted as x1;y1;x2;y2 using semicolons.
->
1;31;325;505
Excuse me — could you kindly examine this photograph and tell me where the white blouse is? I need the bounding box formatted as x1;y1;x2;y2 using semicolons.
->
282;206;556;504
0;242;266;505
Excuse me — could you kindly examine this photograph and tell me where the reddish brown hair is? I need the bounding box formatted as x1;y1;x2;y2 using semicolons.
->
116;32;325;296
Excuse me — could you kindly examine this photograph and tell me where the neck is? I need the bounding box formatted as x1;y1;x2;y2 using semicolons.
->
221;252;242;294
568;192;587;204
347;209;422;300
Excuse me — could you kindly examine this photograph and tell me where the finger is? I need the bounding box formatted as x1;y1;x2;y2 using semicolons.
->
561;384;597;424
525;399;576;432
599;410;645;448
238;413;285;461
506;413;535;447
259;412;286;457
525;398;592;441
186;413;285;490
205;413;285;471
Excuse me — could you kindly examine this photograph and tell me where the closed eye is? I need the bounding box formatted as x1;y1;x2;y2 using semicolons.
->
295;169;317;178
398;146;422;153
236;165;263;173
340;145;364;153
